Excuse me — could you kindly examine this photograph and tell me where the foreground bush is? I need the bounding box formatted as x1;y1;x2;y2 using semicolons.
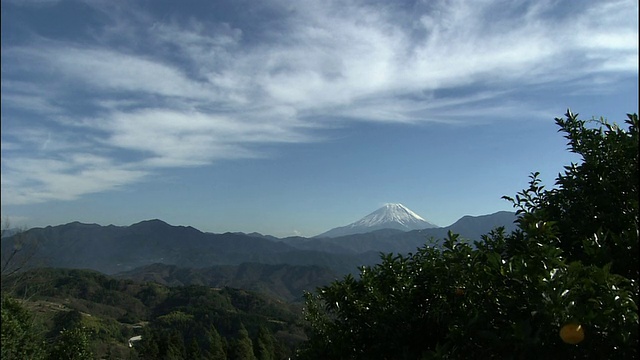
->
301;110;639;359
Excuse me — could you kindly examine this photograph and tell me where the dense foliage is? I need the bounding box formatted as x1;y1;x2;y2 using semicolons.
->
301;110;639;359
541;112;638;279
135;286;303;359
1;296;46;360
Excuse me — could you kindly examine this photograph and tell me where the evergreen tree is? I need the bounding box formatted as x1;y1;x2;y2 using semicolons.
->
165;331;186;360
187;337;202;359
205;325;227;360
229;324;256;360
254;326;275;360
137;331;159;360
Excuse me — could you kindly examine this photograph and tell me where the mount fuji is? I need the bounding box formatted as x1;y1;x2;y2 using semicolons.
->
316;203;438;238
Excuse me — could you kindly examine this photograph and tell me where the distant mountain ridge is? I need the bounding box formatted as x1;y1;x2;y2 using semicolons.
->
279;211;516;255
3;220;380;275
447;211;517;237
3;211;516;279
316;203;438;238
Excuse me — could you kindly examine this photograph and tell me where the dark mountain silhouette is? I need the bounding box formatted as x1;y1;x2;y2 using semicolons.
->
3;219;380;275
447;211;517;239
282;211;517;254
3;212;515;278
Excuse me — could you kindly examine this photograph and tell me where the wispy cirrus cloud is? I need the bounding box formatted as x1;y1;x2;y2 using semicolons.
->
1;0;637;206
2;155;147;205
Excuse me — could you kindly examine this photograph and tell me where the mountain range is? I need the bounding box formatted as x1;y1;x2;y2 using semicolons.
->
4;209;515;271
0;207;518;358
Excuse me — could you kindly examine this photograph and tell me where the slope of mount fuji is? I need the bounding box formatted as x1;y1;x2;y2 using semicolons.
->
316;203;438;238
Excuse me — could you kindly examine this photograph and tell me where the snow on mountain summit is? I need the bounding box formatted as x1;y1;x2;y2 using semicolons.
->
354;203;429;227
315;203;438;238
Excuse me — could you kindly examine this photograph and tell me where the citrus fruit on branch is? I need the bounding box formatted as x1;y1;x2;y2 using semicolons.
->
560;323;584;344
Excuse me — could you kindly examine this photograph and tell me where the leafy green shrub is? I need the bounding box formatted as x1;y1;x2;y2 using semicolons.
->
1;296;46;360
47;325;94;360
301;110;639;359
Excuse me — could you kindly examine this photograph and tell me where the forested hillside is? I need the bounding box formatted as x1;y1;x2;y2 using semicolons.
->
1;268;306;359
115;262;339;302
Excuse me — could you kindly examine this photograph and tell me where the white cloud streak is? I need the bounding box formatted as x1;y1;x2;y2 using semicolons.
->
2;155;147;205
1;0;637;205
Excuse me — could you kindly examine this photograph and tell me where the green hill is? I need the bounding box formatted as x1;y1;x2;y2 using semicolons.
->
2;268;306;359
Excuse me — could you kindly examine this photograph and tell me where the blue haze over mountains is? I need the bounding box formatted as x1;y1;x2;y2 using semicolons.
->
3;205;516;279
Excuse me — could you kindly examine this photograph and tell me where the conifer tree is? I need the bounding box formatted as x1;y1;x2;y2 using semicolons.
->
229;323;256;360
255;326;275;360
205;325;227;360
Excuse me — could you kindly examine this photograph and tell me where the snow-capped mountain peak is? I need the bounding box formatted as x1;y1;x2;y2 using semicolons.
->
316;203;438;238
353;203;428;227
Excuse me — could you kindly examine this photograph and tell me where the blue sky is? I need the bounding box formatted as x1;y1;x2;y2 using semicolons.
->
1;0;638;237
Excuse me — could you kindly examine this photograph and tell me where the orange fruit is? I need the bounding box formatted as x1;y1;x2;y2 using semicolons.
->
560;323;584;344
